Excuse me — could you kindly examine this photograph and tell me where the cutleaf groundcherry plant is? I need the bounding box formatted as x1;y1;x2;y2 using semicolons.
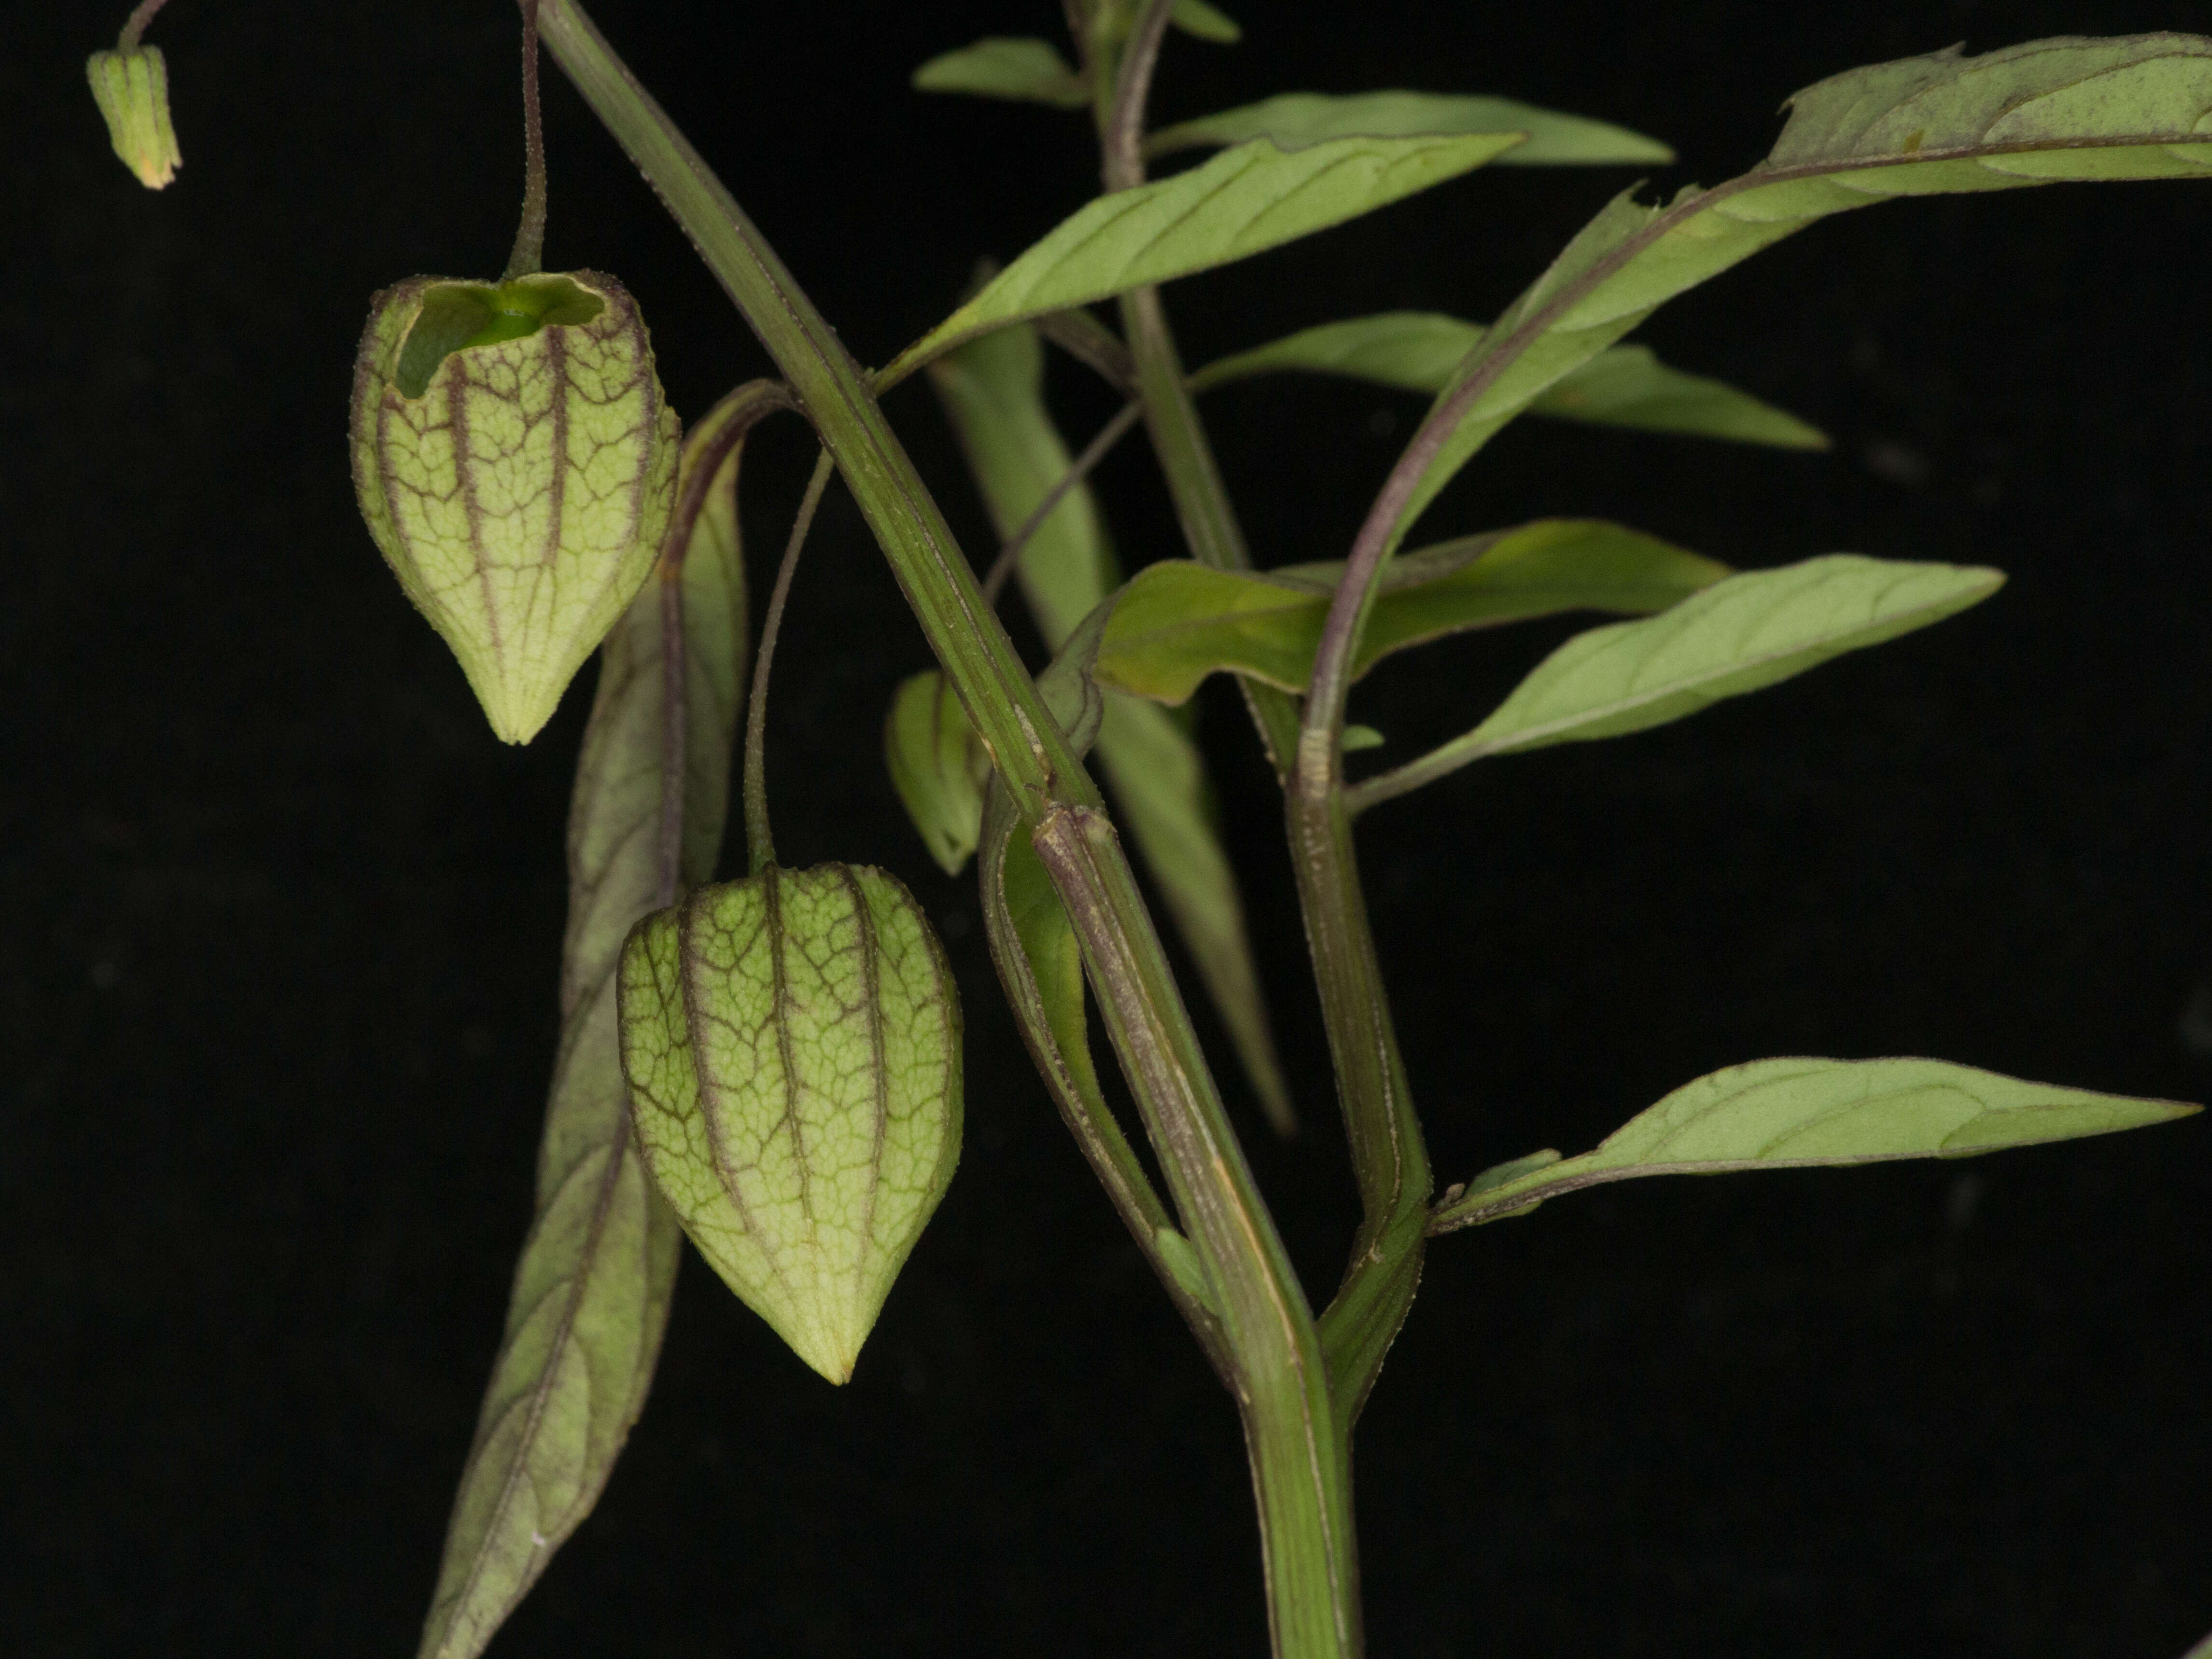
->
85;3;2211;1656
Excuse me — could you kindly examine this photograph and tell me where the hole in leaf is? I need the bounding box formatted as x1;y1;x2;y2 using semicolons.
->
392;274;604;398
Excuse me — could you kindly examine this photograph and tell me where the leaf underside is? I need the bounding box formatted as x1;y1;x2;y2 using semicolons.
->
1432;1056;2199;1232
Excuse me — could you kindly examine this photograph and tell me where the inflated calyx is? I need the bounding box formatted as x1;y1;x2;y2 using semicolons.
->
350;270;680;743
617;864;963;1383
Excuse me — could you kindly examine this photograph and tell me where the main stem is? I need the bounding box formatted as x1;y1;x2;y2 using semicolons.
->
536;7;1356;1654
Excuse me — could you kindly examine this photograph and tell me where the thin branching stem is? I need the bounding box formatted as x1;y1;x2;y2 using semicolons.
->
503;0;550;281
979;400;1141;607
742;448;834;875
1102;0;1178;193
115;0;171;50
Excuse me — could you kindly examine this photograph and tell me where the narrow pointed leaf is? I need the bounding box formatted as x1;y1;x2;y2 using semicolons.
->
1432;1057;2200;1232
1149;91;1670;165
620;862;963;1385
1190;312;1826;448
885;669;991;876
1531;342;1829;448
1422;554;2001;765
929;323;1295;1130
1171;0;1242;44
1092;519;1731;704
418;383;779;1659
912;37;1088;109
882;133;1527;384
1189;310;1487;395
1394;32;2212;542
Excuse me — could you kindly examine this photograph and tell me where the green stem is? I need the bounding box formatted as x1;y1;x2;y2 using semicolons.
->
537;7;1358;1652
1084;2;1431;1418
1031;805;1358;1659
742;447;833;875
502;0;549;282
1288;756;1430;1427
115;0;170;50
1115;288;1306;771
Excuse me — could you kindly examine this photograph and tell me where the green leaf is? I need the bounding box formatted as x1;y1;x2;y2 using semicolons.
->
1431;1057;2200;1232
1149;91;1670;165
1092;519;1732;704
884;669;991;876
911;37;1089;109
928;322;1294;1131
1424;554;2000;762
1171;0;1241;44
1190;310;1487;394
1395;33;2212;542
882;133;1527;383
418;383;775;1659
620;861;963;1385
1189;312;1827;448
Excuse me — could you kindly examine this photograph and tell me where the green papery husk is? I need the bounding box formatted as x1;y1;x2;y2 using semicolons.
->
350;269;680;744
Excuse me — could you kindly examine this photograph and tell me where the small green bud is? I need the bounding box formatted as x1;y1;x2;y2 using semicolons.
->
87;46;181;190
618;864;963;1384
884;669;991;876
350;270;680;744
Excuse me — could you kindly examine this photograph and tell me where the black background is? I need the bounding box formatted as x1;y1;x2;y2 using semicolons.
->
7;1;2212;1655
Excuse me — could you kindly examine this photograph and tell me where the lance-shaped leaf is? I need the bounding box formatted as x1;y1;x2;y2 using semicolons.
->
418;383;779;1659
1431;1057;2200;1232
352;270;682;744
1190;311;1828;448
911;37;1088;109
885;669;991;877
1393;33;2212;541
1171;0;1241;44
1149;91;1670;166
619;862;963;1385
881;133;1527;384
1345;555;1999;809
1092;520;1731;705
929;322;1294;1131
